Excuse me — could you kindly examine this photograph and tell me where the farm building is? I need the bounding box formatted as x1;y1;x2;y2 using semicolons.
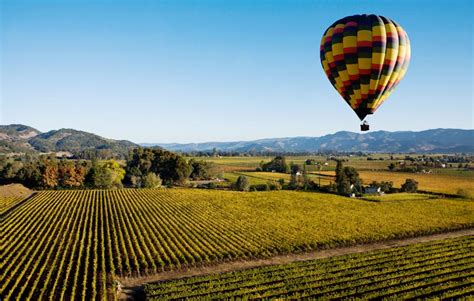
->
365;186;383;195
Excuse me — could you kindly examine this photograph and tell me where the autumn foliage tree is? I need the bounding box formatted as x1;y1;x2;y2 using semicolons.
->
42;163;59;188
58;161;87;188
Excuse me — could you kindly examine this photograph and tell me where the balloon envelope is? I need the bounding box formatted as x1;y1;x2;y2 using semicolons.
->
320;14;410;120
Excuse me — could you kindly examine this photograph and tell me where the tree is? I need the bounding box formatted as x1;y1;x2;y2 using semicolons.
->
388;163;396;171
125;148;191;185
290;163;301;175
288;173;297;189
88;164;112;189
261;156;290;173
335;161;360;195
335;160;344;183
370;180;393;193
336;172;351;195
401;178;418;192
103;160;125;187
1;161;23;181
89;160;125;189
16;161;42;187
172;157;192;184
42;163;59;188
343;167;363;194
58;161;86;188
189;159;210;180
143;172;162;188
235;175;250;191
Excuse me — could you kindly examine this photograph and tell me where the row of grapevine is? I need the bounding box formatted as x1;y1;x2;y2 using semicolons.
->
1;188;473;300
0;184;33;215
145;236;474;300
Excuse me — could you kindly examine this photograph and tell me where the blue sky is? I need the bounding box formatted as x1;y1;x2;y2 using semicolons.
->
1;0;472;143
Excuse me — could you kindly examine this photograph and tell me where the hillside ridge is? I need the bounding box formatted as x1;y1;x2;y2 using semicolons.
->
0;124;137;156
148;128;474;153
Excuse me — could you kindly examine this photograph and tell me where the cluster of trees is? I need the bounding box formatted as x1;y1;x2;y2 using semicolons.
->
125;148;214;188
331;160;363;196
1;148;215;190
387;155;472;173
258;156;290;173
368;181;394;193
0;155;125;189
400;179;418;192
234;175;282;192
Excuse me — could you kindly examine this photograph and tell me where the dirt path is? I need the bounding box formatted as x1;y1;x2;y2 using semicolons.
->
118;228;474;300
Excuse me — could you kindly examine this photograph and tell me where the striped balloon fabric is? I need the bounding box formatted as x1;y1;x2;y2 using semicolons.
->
320;14;410;120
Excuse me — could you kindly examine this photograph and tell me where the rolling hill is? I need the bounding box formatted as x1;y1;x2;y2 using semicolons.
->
151;129;474;153
0;124;137;157
2;125;472;155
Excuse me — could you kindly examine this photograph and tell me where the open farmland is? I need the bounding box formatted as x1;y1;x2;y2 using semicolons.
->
1;189;473;300
201;155;473;173
225;171;334;186
316;170;474;195
145;236;474;300
199;155;402;172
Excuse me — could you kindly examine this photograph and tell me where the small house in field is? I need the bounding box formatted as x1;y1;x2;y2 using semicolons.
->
365;186;383;195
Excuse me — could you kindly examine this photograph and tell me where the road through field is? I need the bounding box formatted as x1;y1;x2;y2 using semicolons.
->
118;228;474;300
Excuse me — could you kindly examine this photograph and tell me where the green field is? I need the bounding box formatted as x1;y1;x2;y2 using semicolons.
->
1;188;473;300
145;236;474;300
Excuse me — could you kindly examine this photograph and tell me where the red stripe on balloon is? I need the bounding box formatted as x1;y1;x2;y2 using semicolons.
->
371;64;382;69
349;74;359;81
343;47;357;53
357;41;372;47
372;36;384;42
333;54;345;61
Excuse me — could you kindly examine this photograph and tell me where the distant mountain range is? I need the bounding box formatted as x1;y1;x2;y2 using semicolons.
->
1;125;473;155
150;129;474;153
0;124;137;156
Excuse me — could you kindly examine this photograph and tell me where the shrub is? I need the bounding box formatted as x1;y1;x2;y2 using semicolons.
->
143;173;162;188
268;181;282;191
250;184;270;191
235;175;250;192
401;178;418;192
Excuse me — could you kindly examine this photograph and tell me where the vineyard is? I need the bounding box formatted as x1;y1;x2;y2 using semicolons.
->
145;236;474;299
0;184;33;214
1;189;473;300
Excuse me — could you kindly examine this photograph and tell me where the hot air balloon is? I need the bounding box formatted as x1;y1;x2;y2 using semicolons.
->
320;14;410;131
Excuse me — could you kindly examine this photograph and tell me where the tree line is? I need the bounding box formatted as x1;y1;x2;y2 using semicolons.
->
0;148;214;189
